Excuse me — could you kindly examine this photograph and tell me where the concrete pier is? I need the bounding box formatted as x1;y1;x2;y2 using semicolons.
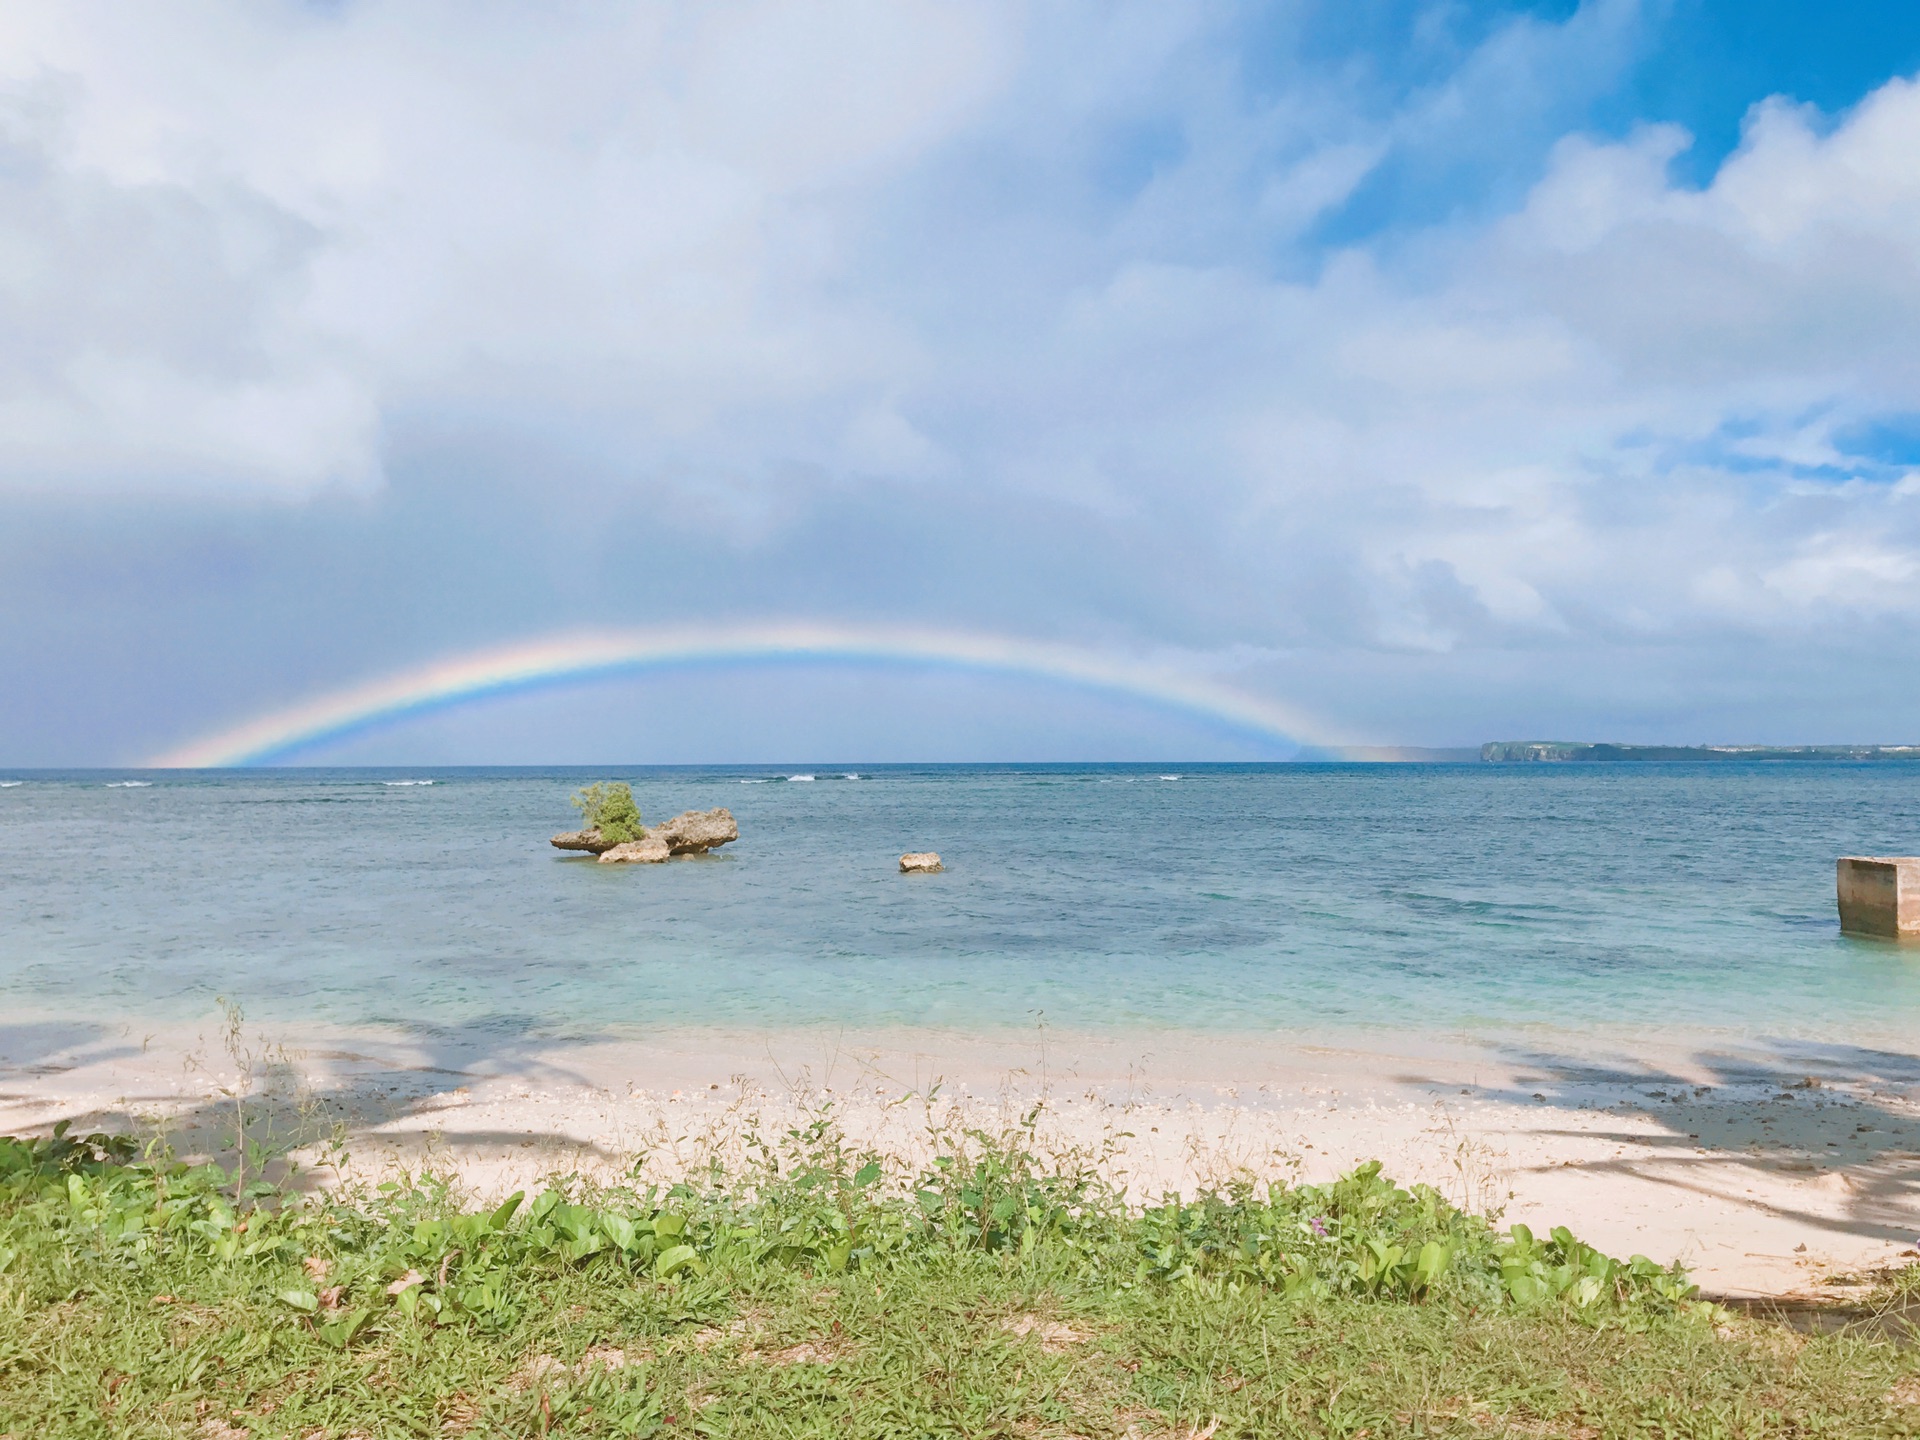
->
1836;856;1920;937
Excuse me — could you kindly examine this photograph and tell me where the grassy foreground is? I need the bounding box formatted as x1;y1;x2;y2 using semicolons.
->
3;1117;1918;1439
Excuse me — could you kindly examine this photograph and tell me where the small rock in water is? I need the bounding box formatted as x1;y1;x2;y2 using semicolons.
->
899;852;943;873
600;836;670;864
551;828;613;853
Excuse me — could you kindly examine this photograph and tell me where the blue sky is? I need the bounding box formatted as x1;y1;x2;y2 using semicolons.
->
4;0;1920;764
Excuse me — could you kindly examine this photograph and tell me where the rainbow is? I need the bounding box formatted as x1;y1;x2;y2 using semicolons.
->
147;622;1360;767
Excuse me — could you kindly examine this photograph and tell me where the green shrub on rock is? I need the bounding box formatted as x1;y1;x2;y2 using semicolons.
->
570;781;645;845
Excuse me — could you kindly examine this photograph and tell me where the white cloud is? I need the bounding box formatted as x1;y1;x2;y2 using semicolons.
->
2;0;1920;667
0;0;1015;493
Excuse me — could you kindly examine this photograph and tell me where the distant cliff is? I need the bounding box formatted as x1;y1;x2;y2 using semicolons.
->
1481;741;1920;763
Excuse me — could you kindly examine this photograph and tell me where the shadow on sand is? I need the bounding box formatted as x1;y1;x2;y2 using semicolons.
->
1380;1036;1920;1313
0;1013;641;1191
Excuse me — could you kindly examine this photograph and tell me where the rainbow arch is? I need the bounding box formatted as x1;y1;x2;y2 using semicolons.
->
148;622;1356;766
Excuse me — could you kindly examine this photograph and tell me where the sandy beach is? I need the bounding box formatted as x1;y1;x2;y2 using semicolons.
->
5;1016;1918;1302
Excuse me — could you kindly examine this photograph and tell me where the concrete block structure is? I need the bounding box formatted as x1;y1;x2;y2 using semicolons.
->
1836;857;1920;938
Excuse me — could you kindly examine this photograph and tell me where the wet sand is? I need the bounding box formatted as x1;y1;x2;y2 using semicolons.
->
5;1018;1919;1300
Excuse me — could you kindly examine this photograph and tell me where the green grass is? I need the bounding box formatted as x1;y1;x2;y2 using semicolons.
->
3;1119;1917;1438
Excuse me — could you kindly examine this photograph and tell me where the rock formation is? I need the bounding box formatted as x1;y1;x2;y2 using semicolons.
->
600;836;670;864
899;852;943;873
651;807;739;854
555;808;739;862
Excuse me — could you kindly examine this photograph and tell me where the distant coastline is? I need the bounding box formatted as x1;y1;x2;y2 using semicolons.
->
1479;741;1920;763
1294;741;1920;762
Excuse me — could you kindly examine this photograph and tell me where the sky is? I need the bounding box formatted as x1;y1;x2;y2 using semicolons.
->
5;0;1920;765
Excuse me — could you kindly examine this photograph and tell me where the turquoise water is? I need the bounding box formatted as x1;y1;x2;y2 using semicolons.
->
3;763;1920;1044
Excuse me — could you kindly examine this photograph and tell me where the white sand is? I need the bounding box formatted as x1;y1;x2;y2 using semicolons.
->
5;1018;1919;1300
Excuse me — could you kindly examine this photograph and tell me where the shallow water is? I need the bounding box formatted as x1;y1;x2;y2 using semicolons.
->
3;763;1920;1046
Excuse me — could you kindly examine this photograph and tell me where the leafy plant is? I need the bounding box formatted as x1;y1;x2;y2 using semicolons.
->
570;781;644;845
1495;1221;1694;1309
0;1121;1697;1327
1129;1160;1693;1309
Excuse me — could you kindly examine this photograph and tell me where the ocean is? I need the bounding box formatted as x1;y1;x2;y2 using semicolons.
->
3;763;1919;1047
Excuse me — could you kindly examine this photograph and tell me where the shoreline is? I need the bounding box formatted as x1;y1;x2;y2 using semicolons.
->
5;1017;1919;1300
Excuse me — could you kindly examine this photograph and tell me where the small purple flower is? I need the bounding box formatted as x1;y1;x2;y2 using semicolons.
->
1308;1216;1329;1238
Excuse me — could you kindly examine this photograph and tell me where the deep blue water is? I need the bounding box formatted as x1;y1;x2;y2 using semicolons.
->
3;763;1920;1044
